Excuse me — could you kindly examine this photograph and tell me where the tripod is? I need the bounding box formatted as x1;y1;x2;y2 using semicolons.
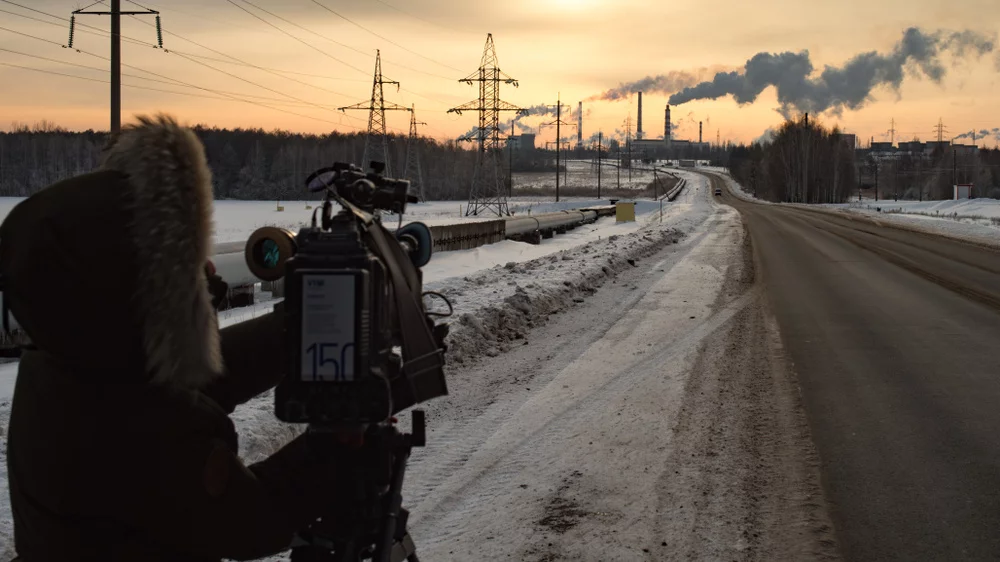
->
291;411;425;562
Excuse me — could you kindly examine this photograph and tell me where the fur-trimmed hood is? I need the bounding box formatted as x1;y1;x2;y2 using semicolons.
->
0;114;221;389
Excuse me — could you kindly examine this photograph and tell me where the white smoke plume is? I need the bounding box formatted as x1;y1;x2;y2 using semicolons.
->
666;27;996;117
953;128;1000;142
590;67;732;101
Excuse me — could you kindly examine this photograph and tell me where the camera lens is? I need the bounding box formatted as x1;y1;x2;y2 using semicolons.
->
245;227;296;282
261;239;280;269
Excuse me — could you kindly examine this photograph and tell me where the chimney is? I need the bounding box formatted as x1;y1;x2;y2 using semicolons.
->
577;101;583;147
699;121;703;144
665;104;671;143
637;91;643;140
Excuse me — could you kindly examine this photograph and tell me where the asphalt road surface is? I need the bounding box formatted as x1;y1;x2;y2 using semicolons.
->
705;172;1000;561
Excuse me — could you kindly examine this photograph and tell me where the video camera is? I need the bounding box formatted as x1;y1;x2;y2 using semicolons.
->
245;161;448;425
243;161;449;562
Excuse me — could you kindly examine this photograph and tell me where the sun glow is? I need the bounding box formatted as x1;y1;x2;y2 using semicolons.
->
548;0;602;10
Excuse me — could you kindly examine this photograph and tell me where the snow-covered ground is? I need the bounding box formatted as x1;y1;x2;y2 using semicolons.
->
512;158;680;194
706;167;1000;245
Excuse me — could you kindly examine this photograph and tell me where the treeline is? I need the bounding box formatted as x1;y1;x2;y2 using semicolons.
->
0;122;480;200
859;146;1000;201
727;117;857;203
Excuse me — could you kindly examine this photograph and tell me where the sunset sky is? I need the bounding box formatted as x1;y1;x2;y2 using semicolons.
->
1;0;999;146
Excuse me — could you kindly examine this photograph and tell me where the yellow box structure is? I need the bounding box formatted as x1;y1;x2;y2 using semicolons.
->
615;201;636;223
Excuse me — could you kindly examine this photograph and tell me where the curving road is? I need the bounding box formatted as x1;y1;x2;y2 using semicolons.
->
707;171;1000;562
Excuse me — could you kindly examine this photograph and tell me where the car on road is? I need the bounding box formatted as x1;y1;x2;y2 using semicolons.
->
714;188;722;196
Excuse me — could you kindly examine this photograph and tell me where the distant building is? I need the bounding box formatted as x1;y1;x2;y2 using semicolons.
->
871;141;895;153
835;133;857;150
953;143;979;158
897;141;925;153
925;141;951;154
518;133;536;151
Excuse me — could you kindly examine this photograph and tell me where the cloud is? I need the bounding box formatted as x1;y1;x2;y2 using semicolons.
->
665;27;997;117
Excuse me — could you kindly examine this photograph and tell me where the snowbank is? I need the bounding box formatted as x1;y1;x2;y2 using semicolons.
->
695;169;1000;244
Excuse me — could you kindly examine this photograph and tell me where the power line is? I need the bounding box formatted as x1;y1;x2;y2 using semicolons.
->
223;0;368;76
233;0;457;83
307;0;463;74
153;49;369;82
119;9;369;113
0;47;340;108
0;0;155;47
234;0;370;59
0;61;360;129
369;0;462;34
0;27;356;126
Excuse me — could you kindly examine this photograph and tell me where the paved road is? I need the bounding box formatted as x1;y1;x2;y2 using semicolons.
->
707;173;1000;562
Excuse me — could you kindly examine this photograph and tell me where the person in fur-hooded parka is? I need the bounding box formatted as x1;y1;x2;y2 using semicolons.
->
1;114;340;561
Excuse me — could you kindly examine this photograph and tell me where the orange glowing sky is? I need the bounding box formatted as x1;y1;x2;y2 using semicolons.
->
1;0;999;146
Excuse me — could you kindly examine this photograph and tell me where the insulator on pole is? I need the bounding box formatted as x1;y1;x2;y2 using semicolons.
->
67;15;76;48
155;16;163;48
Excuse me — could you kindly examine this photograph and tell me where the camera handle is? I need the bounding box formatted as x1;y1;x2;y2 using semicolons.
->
290;411;426;562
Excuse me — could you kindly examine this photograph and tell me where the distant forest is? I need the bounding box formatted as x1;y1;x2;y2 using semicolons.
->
4;120;999;203
0;121;479;200
727;117;1000;203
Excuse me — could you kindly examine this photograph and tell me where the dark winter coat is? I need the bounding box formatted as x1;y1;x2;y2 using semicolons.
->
1;115;338;561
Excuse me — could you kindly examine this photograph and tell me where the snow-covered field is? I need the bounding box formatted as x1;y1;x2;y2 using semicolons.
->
512;158;680;194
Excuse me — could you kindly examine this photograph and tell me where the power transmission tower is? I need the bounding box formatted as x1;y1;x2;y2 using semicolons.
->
934;118;949;143
339;50;409;176
69;0;162;133
404;104;427;201
889;118;897;145
541;95;576;202
448;34;525;216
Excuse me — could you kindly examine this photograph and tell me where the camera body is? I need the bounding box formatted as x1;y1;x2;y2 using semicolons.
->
278;215;393;424
245;162;445;427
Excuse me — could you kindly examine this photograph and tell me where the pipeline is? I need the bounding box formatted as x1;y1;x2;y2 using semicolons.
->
212;209;601;288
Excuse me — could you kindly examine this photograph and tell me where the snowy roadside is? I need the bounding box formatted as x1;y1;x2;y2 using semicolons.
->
231;205;696;466
704;167;1000;246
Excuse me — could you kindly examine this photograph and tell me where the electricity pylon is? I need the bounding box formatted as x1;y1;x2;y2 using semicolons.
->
448;34;525;216
404;104;427;201
339;50;409;176
68;0;162;133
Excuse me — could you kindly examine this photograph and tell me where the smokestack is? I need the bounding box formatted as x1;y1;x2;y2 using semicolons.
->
699;121;703;143
637;91;643;140
578;101;583;146
665;104;671;142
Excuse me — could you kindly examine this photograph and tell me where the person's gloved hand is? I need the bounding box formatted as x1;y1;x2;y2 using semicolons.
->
205;261;229;310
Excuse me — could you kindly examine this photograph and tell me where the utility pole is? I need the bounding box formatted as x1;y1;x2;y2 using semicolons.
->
616;142;621;191
597;131;602;199
874;158;879;202
507;119;515;198
953;148;958;187
541;94;574;202
449;34;525;216
70;0;162;134
404;104;427;201
626;114;633;183
340;51;409;176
